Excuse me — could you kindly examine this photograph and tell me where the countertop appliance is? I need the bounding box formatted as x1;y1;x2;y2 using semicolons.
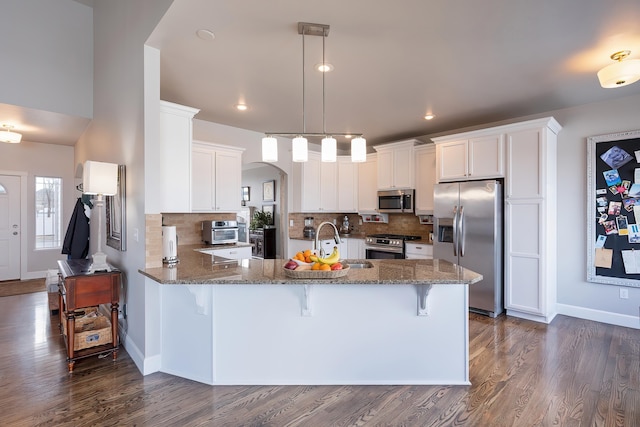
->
433;180;503;317
202;220;239;245
303;217;315;239
365;233;421;259
162;225;178;266
378;189;415;213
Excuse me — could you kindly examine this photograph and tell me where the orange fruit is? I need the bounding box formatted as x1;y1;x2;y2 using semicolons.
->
320;264;331;271
312;262;321;270
303;249;312;257
304;256;312;263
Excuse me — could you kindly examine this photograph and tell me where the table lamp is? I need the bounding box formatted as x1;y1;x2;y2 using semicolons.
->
83;160;119;273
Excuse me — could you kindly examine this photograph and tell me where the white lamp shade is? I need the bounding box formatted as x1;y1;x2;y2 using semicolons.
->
0;129;21;143
83;160;119;195
597;59;640;88
262;136;278;162
292;136;308;162
351;137;367;162
321;136;337;162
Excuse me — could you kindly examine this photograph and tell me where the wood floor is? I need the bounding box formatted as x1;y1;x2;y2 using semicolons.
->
1;291;638;426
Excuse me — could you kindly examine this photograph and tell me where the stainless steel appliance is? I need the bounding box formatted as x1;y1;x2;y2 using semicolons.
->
433;180;503;317
201;220;239;245
377;189;415;213
365;233;421;259
303;217;316;239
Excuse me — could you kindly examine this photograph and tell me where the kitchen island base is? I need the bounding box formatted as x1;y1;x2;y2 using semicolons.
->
155;281;470;385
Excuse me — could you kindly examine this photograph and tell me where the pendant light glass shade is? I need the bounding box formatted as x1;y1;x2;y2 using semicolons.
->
292;136;308;162
261;136;278;162
351;137;367;162
597;51;640;88
321;136;337;162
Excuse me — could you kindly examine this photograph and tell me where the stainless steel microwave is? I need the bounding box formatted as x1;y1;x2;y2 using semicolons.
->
377;189;415;213
202;220;239;244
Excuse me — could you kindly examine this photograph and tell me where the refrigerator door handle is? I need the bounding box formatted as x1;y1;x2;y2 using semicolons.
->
459;205;465;257
452;205;459;257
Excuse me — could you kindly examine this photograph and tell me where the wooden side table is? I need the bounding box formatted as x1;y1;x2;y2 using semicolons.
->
57;259;120;373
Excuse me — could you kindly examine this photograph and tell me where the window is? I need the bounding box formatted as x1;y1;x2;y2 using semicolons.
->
35;176;62;249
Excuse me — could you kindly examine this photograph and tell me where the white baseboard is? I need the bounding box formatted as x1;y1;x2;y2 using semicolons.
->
120;327;161;376
22;270;48;280
557;303;640;329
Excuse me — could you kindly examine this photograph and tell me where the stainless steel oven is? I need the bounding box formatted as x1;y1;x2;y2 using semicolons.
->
364;234;420;259
202;220;239;245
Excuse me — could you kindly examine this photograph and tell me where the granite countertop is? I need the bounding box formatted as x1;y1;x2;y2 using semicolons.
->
139;244;482;286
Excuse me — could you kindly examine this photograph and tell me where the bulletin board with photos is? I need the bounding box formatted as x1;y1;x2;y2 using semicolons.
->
587;129;640;287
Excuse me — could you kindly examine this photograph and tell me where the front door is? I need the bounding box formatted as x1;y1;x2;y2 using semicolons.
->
0;175;21;280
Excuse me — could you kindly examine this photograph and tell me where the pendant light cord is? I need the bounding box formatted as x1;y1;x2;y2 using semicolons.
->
302;29;306;134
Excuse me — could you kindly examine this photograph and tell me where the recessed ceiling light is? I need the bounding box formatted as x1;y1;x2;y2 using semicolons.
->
424;114;435;120
196;29;215;41
315;63;334;72
235;104;249;111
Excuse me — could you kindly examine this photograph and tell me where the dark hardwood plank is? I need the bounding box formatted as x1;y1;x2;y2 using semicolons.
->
1;292;639;426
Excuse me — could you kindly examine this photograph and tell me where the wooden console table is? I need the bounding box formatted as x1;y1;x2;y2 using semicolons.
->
57;259;120;373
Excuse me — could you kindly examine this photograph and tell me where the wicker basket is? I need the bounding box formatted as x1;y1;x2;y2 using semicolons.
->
283;265;350;279
62;306;99;336
72;315;112;351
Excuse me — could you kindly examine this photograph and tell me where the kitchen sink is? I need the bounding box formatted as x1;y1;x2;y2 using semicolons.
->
344;260;374;269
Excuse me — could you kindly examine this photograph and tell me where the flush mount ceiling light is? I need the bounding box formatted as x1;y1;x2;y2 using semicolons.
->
234;103;249;111
424;114;435;120
597;50;640;88
262;22;366;163
0;124;22;143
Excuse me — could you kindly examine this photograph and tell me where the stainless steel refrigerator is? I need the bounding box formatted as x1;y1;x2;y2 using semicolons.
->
433;180;503;317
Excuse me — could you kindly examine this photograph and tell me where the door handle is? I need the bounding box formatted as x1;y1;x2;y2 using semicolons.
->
452;205;458;257
459;205;465;257
13;232;18;236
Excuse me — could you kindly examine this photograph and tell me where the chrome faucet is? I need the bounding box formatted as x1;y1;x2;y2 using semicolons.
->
315;221;341;258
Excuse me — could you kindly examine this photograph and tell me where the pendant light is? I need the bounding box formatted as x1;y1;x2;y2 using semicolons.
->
261;22;366;163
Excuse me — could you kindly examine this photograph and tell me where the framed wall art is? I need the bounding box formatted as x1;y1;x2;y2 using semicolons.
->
106;164;126;251
263;180;275;202
587;129;640;287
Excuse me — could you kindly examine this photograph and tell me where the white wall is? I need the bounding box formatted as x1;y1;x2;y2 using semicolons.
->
0;0;93;119
0;141;75;277
552;93;640;327
74;0;173;372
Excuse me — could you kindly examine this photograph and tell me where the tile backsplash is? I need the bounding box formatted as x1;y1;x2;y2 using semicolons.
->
288;212;432;240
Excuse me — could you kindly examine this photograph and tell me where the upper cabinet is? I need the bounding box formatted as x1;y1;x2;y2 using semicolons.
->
337;157;359;212
433;134;504;182
357;153;377;213
373;140;416;190
191;141;244;212
157;100;199;213
414;144;436;214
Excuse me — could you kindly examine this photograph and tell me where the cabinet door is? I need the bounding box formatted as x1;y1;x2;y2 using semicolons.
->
357;155;378;212
300;154;322;212
376;150;394;190
468;134;504;179
320;161;337;211
337;158;358;212
215;150;242;211
392;144;414;188
211;246;252;260
506;129;543;199
191;147;215;211
346;238;365;260
437;140;468;182
415;146;436;213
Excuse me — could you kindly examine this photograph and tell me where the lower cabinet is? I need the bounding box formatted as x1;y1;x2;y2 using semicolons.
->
346;238;365;259
405;242;433;259
207;246;252;260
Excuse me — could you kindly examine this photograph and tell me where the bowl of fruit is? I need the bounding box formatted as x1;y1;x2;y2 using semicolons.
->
283;247;349;278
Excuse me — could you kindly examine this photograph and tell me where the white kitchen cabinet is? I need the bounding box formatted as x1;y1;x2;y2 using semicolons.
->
433;134;504;182
373;140;416;190
346;238;365;259
191;141;244;212
293;153;354;212
157;100;199;212
405;242;433;260
202;245;252;260
337;157;358;212
414;144;436;214
504;118;561;323
357;153;378;212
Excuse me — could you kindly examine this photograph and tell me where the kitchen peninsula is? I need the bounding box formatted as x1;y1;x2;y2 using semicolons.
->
139;246;482;386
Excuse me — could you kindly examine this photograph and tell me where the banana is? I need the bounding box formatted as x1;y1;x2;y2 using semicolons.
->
318;246;340;265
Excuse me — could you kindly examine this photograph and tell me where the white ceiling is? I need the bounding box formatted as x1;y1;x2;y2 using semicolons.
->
147;0;640;148
8;0;640;148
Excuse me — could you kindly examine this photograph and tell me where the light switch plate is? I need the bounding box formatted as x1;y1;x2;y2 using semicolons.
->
620;288;629;299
